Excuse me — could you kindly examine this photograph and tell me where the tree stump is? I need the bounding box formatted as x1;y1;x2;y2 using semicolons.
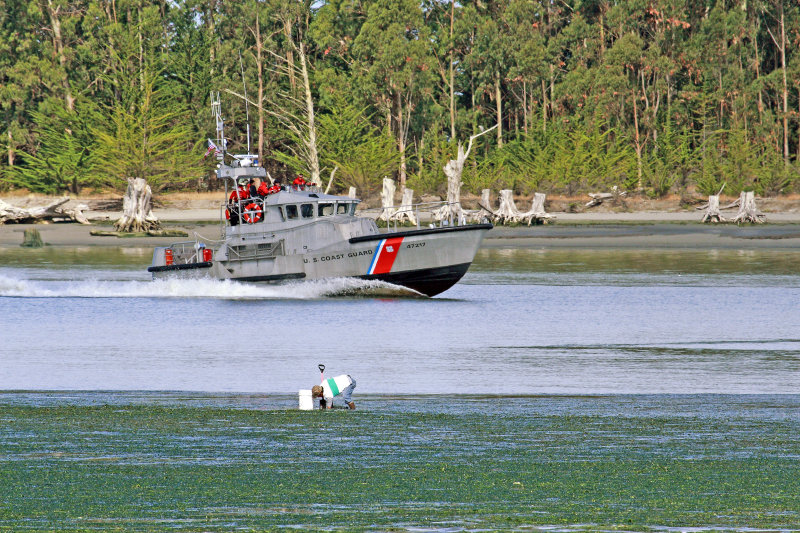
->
0;197;90;224
732;191;766;224
520;192;554;225
494;189;525;224
379;177;396;221
701;194;726;223
21;228;44;248
434;125;497;225
393;187;417;225
114;177;160;232
471;188;496;222
433;149;465;223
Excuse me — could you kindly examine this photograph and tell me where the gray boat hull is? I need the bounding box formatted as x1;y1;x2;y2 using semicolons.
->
149;224;491;297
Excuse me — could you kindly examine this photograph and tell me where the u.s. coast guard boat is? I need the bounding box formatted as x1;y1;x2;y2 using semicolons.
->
147;95;491;297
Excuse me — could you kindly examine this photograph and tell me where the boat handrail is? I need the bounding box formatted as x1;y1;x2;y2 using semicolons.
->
164;240;208;265
359;200;488;233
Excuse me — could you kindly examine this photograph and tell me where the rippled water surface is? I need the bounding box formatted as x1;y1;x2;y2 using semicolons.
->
2;246;798;393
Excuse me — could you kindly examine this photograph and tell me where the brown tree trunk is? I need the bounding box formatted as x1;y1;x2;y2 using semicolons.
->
284;17;296;91
46;0;75;111
299;43;320;184
395;91;407;189
7;130;14;167
779;7;788;166
542;79;547;133
254;13;265;165
754;19;763;124
449;0;456;139
633;91;643;189
522;81;528;134
495;74;502;148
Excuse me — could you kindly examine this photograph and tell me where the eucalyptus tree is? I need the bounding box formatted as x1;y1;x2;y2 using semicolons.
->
352;0;435;189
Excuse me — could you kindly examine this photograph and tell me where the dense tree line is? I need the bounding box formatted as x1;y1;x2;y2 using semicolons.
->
1;0;798;198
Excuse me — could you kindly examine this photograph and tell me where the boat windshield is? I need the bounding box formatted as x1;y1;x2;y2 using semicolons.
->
318;203;334;217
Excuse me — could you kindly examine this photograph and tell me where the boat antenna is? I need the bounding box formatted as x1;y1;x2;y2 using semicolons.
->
210;91;225;162
238;50;252;157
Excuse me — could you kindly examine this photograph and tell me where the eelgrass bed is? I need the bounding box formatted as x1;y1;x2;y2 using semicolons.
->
1;393;798;531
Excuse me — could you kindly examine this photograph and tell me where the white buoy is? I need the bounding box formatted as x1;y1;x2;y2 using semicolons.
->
298;389;313;410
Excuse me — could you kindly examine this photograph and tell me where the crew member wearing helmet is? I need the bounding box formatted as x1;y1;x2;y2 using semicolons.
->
311;374;356;410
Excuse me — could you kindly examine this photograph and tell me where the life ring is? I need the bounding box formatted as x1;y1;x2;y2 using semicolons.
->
242;202;263;223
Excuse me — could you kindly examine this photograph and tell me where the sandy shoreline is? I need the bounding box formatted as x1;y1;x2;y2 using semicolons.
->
3;208;800;250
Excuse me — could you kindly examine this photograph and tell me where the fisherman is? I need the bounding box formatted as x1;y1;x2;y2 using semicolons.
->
312;374;356;410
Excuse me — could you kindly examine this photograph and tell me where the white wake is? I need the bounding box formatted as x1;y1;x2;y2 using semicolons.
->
0;273;422;299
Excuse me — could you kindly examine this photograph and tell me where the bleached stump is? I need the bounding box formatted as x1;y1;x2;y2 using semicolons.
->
732;191;766;224
0;197;90;224
433;151;465;224
701;195;726;223
494;190;526;224
520;192;555;225
434;124;498;225
348;187;357;199
379;178;396;221
114;177;160;232
393;188;418;225
471;189;496;222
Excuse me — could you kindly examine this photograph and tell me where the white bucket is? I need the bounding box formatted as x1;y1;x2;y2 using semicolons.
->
298;389;313;410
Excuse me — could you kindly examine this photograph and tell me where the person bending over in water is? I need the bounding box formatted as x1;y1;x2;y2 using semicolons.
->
312;374;356;410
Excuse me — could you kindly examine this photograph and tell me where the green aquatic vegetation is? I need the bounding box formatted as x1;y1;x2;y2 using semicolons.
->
0;397;799;531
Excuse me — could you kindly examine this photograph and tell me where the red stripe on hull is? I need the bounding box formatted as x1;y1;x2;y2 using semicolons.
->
372;237;404;274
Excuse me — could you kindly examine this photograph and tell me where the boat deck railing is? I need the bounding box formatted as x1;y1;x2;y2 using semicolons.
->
359;201;489;233
166;241;208;265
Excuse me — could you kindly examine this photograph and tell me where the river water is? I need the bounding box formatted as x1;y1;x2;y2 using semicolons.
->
1;246;798;394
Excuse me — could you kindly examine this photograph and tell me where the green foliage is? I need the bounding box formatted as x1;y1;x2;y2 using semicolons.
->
645;112;698;198
7;101;103;194
0;0;798;196
92;75;205;192
328;126;400;195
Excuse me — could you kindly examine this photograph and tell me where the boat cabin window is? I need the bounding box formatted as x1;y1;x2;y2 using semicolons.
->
285;205;298;220
301;203;314;218
318;203;334;217
337;203;348;215
348;203;357;216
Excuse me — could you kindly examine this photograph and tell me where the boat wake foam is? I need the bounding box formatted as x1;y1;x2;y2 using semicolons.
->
0;273;422;300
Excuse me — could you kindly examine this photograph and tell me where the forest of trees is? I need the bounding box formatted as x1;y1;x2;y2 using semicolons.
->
1;0;798;199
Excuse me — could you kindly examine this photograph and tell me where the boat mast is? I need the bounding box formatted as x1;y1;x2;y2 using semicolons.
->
210;91;226;163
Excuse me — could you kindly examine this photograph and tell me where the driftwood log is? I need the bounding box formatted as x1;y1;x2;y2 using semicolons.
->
585;186;627;208
392;187;418;225
732;191;766;224
114;177;160;232
0;197;90;224
379;177;396;221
